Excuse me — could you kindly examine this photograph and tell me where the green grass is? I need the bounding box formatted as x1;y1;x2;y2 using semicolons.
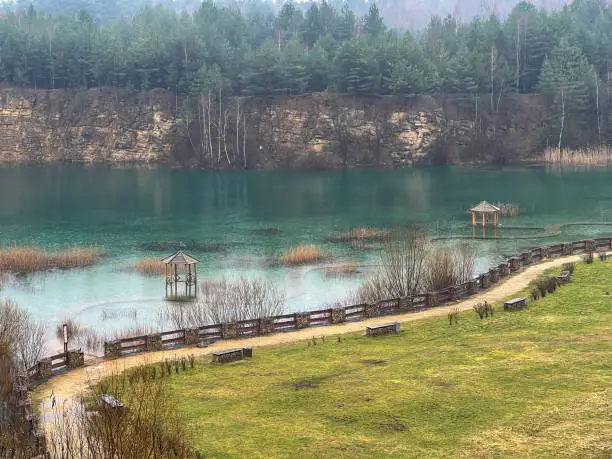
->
164;263;611;457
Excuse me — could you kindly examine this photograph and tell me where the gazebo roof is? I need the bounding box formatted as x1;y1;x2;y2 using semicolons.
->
161;250;200;265
470;201;500;213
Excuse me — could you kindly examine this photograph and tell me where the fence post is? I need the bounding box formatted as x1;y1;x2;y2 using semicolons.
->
184;328;200;346
365;303;381;318
221;323;238;339
66;350;84;369
104;340;122;359
399;296;413;310
425;292;438;308
521;252;532;266
145;333;163;351
480;273;491;289
489;268;499;283
257;318;274;335
295;313;310;329
330;308;346;324
468;279;478;295
449;286;459;301
36;359;52;380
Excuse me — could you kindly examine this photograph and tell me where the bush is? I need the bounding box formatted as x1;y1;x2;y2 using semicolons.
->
530;288;541;302
424;242;475;292
160;277;285;328
536;278;557;298
448;309;459;326
473;301;493;319
598;251;607;262
356;227;428;303
48;370;196;458
562;262;576;274
583;252;594;264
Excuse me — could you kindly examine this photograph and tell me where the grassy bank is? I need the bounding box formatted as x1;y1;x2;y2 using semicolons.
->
99;262;612;457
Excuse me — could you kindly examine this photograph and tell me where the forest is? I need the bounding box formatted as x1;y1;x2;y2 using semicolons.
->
0;0;611;148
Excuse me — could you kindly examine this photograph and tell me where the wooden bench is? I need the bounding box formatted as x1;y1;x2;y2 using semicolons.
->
366;322;400;337
557;270;572;284
100;394;123;409
212;348;244;363
504;297;527;311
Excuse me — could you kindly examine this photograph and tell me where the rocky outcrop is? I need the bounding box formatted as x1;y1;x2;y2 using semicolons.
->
0;86;551;167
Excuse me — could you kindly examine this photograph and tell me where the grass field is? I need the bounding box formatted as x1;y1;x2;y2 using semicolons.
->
127;262;612;457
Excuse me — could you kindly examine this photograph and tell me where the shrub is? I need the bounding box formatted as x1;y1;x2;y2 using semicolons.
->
127;258;166;277
48;370;195;458
424;242;475;292
562;262;576;274
56;318;82;343
583;251;594;264
279;245;326;265
530;288;540;302
598;251;607;262
356;227;428;303
473;301;493;319
448;309;459;326
545;277;558;294
160;277;285;328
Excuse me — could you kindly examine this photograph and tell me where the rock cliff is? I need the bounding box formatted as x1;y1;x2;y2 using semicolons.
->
0;86;550;168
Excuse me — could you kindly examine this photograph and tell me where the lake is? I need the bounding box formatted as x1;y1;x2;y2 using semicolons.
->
1;164;612;340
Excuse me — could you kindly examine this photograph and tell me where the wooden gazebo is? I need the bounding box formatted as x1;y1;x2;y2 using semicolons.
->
161;250;199;298
470;201;500;227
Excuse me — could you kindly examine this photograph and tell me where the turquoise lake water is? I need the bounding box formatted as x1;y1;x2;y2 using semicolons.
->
1;164;612;341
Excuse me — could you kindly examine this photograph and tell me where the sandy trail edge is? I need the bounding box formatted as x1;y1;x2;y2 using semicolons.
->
33;254;584;421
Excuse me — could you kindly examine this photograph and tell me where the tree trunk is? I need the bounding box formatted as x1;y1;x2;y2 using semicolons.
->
558;86;566;157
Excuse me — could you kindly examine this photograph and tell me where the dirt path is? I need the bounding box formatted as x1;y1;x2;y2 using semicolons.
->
33;254;583;424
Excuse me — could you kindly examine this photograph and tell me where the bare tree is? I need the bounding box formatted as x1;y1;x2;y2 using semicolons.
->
160;277;285;328
357;227;428;303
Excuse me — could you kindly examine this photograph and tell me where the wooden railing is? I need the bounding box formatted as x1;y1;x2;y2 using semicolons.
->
27;237;612;366
100;237;612;359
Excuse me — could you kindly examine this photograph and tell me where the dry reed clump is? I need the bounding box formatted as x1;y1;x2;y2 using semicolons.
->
540;146;612;166
127;258;166;277
0;246;102;274
494;202;520;217
279;245;327;266
328;227;388;243
324;263;358;278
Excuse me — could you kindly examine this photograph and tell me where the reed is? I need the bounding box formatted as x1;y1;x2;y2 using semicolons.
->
540;146;612;166
494;202;520;217
324;263;358;278
328;227;387;244
127;258;166;277
0;246;101;274
279;245;327;266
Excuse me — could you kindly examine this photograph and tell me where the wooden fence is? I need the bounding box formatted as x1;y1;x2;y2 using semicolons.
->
95;237;612;360
21;237;611;371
